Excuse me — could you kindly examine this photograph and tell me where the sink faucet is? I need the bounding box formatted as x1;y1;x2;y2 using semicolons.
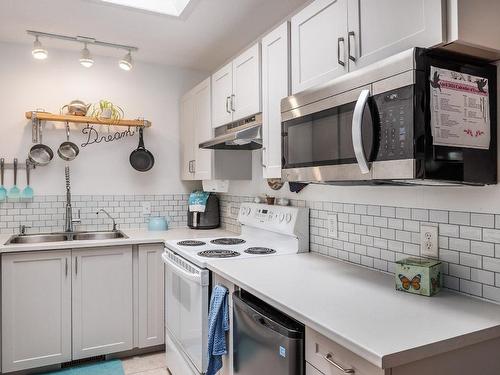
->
97;209;117;231
64;166;81;233
19;224;31;235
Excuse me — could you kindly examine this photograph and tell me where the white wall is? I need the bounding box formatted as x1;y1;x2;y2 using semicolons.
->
0;42;206;195
227;64;500;214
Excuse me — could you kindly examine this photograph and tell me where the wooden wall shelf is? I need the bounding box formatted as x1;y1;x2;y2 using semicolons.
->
25;112;151;128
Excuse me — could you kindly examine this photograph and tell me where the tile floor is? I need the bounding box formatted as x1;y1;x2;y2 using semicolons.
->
122;352;168;375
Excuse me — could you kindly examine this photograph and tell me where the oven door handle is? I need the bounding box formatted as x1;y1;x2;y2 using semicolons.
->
352;89;371;174
162;252;203;284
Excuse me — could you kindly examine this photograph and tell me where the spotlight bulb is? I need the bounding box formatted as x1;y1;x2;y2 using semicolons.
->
32;36;48;60
79;44;94;68
119;51;133;71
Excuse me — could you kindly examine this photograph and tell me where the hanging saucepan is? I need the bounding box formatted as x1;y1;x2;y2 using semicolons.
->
130;127;154;172
28;125;54;166
57;122;80;161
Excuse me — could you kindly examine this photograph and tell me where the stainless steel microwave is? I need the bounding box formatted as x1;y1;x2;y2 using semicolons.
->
281;48;497;185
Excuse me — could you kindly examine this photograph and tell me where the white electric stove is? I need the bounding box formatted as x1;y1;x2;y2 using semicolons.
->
163;202;309;375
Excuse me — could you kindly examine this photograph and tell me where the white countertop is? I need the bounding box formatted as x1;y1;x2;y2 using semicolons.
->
0;227;233;253
207;253;500;369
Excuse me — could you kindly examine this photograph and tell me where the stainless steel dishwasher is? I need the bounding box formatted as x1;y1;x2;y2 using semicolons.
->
233;290;304;375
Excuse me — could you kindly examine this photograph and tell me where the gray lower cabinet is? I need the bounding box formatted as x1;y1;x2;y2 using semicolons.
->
137;244;165;348
72;246;133;359
1;250;72;373
2;244;163;373
306;362;323;375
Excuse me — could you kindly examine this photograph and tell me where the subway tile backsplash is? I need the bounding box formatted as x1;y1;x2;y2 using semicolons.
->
0;194;188;234
219;194;500;304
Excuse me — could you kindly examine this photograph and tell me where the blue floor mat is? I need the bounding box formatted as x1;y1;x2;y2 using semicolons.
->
42;360;124;375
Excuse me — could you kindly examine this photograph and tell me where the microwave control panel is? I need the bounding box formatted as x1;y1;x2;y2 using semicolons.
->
374;85;414;161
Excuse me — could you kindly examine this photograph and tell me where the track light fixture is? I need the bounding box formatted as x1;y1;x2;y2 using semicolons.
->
79;43;94;68
32;36;48;60
27;30;138;70
119;51;133;71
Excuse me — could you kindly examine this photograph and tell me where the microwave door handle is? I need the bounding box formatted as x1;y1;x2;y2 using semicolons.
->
352;89;371;174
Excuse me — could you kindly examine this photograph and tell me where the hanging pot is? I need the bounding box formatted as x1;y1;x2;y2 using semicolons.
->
57;122;80;161
129;127;154;172
28;126;54;166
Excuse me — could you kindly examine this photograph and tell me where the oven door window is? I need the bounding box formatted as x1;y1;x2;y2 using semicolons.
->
282;101;375;169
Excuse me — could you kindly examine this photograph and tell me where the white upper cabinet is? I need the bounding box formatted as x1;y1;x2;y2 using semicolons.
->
443;0;500;60
262;22;290;178
291;0;348;94
232;43;261;121
193;78;213;180
180;93;196;180
211;43;261;127
212;63;233;128
347;0;445;71
2;251;72;373
291;0;446;93
180;77;213;181
72;246;133;359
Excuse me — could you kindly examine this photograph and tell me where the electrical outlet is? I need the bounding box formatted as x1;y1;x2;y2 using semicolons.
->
327;214;338;238
420;225;438;258
141;201;152;216
229;204;239;219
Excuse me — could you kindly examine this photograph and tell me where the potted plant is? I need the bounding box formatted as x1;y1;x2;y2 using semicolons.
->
90;100;124;122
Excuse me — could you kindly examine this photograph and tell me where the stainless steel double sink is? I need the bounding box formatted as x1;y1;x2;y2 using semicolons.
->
4;231;128;245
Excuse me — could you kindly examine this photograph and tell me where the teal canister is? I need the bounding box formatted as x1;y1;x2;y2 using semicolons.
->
148;217;168;231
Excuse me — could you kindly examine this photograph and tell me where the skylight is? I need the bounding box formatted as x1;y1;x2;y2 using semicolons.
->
99;0;193;17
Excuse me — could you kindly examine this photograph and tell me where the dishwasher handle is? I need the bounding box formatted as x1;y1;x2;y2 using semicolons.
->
234;291;304;339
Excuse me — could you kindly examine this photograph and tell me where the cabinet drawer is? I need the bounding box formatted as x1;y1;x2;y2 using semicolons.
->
306;327;385;375
307;362;325;375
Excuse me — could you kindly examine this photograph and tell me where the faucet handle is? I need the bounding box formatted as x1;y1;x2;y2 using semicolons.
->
72;209;82;224
19;224;31;235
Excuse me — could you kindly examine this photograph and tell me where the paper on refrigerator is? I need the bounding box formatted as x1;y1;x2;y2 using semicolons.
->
430;66;490;149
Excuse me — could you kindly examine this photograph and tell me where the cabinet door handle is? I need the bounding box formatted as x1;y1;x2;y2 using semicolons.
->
231;94;235;112
65;258;68;277
226;96;231;113
188;160;192;173
348;31;356;62
337;37;346;67
324;353;355;374
192;160;196;173
75;257;78;275
261;146;267;167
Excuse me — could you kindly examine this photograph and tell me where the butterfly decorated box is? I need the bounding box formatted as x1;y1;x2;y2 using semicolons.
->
395;257;442;297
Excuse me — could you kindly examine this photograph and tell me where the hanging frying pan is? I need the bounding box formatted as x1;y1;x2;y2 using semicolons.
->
129;127;154;172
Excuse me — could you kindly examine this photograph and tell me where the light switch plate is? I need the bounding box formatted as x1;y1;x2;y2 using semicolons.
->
327;214;338;238
420;225;439;258
141;201;152;216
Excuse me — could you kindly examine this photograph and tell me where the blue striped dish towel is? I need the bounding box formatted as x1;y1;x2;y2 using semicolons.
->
206;285;229;375
188;191;211;212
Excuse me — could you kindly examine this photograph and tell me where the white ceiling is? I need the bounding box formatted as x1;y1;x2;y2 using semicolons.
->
0;0;308;71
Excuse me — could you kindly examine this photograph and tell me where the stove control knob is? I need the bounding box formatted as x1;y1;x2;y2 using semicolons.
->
246;207;251;215
285;213;292;223
279;213;285;222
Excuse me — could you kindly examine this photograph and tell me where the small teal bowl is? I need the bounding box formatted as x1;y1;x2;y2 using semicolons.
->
148;217;168;231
